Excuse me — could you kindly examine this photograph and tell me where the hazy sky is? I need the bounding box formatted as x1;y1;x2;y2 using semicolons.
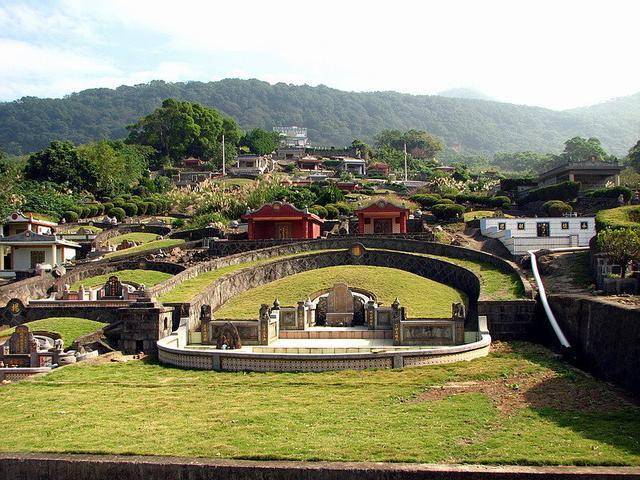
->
1;0;639;109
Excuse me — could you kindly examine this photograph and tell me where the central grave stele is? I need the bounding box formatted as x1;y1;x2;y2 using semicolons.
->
325;282;354;326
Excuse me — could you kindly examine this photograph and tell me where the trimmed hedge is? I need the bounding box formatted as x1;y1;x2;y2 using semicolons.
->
542;200;573;217
586;186;632;202
309;205;328;218
500;177;537;191
410;194;442;208
325;204;339;219
595;205;640;231
432;203;465;221
62;210;79;222
107;207;126;222
522;181;580;203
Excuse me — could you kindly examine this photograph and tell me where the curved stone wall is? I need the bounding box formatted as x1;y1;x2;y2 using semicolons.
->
181;247;481;333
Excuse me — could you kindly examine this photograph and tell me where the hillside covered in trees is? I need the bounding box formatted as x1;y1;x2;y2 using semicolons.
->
1;78;639;156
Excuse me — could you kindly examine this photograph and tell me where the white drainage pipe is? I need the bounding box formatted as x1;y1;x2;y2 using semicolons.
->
527;247;589;349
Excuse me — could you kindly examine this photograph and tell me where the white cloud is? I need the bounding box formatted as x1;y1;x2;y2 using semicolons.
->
1;0;640;108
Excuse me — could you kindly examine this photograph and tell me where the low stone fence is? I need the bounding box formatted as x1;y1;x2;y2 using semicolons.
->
547;294;640;396
170;226;223;241
25;300;132;324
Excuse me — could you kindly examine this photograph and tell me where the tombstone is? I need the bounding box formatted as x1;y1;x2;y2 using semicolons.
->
315;297;327;326
3;298;26;326
200;305;213;344
452;302;466;322
325;283;354;326
352;296;365;326
215;322;242;350
103;276;123;298
53;338;64;352
8;325;34;354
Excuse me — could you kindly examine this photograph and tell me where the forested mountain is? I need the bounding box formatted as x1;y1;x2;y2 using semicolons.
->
1;78;639;156
437;88;496;101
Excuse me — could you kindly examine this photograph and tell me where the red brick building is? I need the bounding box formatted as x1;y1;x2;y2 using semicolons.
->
356;200;408;235
242;202;324;240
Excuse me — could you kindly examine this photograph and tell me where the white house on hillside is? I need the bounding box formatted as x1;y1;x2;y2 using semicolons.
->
480;216;596;256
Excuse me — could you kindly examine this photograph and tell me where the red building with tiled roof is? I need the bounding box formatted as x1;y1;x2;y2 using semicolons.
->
242;202;324;240
356;200;409;235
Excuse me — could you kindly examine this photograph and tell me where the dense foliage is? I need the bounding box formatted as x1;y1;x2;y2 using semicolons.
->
521;181;581;203
596;228;640;278
542;200;573;217
2;79;638;157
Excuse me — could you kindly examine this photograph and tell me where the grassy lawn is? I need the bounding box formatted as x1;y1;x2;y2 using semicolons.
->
0;318;106;349
215;266;466;319
158;250;342;303
159;248;523;304
71;269;173;290
104;232;162;247
104;239;185;259
0;342;638;465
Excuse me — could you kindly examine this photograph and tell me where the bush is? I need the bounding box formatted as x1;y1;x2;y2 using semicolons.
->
144;202;157;215
188;212;228;229
432;203;465;221
410;194;442;208
112;198;126;208
69;205;83;216
101;202;114;214
586;186;632;202
333;201;353;216
500;177;537;191
172;218;186;229
94;203;105;215
107;207;126;222
438;198;455;205
309;205;328;218
86;204;100;217
542;200;573;217
325;204;339;219
135;202;148;216
491;196;512;208
122;203;138;217
62;210;79;223
595;205;640;231
522;181;580;203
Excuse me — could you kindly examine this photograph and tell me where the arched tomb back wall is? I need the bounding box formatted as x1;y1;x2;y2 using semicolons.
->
182;248;481;333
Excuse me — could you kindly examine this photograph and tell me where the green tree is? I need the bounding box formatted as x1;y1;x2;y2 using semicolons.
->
241;128;280;155
126;98;237;164
351;139;373;160
627;139;640;172
375;129;443;159
560;137;614;163
24;141;97;192
597;228;640;278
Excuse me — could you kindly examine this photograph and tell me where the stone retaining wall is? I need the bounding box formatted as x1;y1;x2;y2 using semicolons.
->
477;299;537;340
1;454;638;480
0;272;55;306
547;294;640;396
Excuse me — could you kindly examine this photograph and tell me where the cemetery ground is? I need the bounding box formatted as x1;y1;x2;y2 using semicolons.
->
103;238;185;259
0;342;638;465
215;265;465;318
0;318;106;348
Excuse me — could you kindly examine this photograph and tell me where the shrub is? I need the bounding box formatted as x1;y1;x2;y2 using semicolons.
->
596;227;640;277
586;186;632;203
432;203;465;221
62;210;79;223
144;202;157;215
69;205;83;216
135;202;148;216
112;198;126;208
522;181;580;203
491;196;512;208
172;218;186;229
325;204;339;219
101;202;114;213
94;203;105;215
188;212;228;229
438;198;455;205
595;205;640;231
122;203;138;217
107;207;126;222
79;206;91;218
309;205;328;218
333;201;353;216
86;204;100;217
410;194;442;208
500;177;537;191
542;200;573;217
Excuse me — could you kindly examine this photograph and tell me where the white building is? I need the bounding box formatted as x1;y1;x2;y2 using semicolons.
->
0;212;81;277
336;157;367;176
229;154;275;176
273;126;308;148
480;216;596;256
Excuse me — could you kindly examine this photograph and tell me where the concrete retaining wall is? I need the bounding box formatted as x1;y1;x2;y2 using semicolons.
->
547;294;640;396
0;272;55;306
1;453;637;480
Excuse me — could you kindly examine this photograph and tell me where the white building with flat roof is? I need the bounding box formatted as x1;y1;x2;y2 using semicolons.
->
480;216;596;256
273;126;308;148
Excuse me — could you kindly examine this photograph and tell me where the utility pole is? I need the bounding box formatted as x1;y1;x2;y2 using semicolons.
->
222;133;226;176
403;142;408;182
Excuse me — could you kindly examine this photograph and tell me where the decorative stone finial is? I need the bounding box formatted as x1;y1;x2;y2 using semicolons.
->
272;298;280;309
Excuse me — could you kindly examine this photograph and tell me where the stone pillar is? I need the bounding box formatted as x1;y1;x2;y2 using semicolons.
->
0;246;4;270
365;300;376;329
296;301;305;329
258;304;271;345
50;244;57;266
391;298;402;345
